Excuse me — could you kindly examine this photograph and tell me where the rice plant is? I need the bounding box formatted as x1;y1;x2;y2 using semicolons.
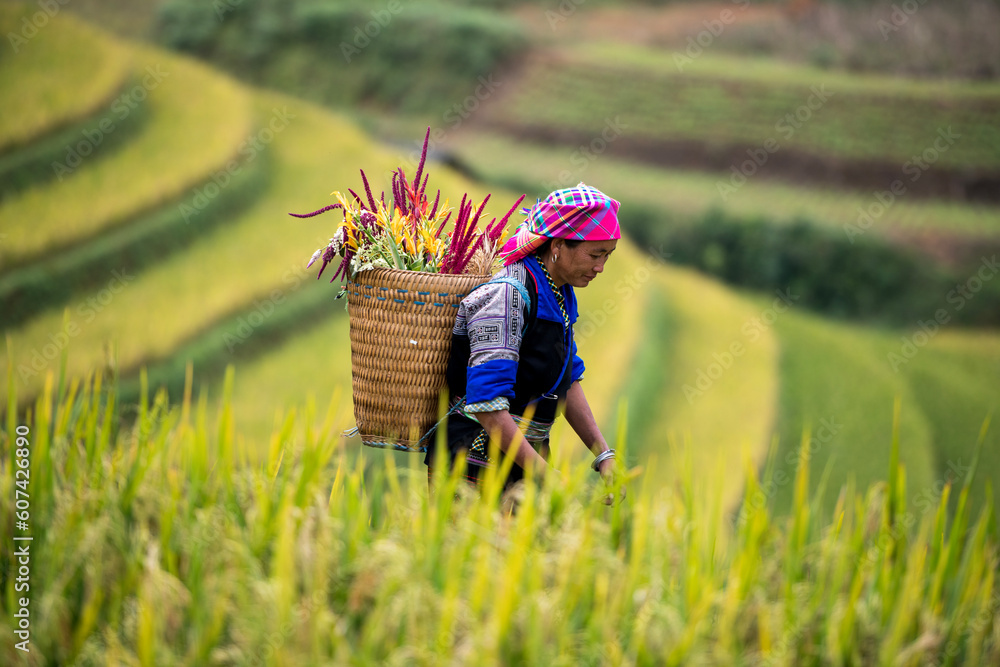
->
1;362;997;665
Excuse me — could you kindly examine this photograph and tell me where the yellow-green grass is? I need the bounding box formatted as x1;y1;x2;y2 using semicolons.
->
768;305;938;517
585;41;1000;100
0;89;508;409
641;264;780;512
451;131;1000;237
498;42;1000;170
0;45;252;268
6;371;996;664
0;4;131;152
881;329;1000;515
219;236;650;457
221;308;354;452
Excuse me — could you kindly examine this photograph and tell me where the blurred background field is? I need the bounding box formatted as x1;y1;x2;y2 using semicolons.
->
1;0;999;660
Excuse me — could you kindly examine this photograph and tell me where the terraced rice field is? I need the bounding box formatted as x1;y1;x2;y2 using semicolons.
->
0;47;253;268
638;265;779;510
768;306;938;517
449;132;1000;238
0;5;132;151
1;6;998;526
496;43;1000;170
878;330;1000;515
0;87;498;405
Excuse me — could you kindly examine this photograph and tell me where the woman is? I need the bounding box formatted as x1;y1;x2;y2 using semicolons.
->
425;183;623;499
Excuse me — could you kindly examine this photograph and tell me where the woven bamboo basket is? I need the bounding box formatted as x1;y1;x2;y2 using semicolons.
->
346;267;489;451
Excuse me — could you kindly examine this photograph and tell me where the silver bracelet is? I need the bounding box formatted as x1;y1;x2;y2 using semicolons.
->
591;448;616;472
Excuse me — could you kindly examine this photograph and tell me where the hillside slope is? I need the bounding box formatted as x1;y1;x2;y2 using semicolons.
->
0;5;132;152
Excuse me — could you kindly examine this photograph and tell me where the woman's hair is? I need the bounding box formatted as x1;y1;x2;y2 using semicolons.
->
534;238;582;257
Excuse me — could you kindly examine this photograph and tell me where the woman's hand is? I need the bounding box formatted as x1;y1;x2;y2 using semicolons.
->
598;458;626;505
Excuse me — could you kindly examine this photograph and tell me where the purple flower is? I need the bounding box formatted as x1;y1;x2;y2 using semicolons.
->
289;203;342;218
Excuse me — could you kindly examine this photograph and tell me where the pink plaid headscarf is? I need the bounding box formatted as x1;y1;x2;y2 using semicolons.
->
498;183;621;267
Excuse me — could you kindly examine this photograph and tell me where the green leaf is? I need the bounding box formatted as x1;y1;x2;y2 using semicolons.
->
387;235;406;270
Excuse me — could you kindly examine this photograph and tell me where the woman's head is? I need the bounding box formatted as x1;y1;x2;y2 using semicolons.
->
536;237;617;288
498;183;621;275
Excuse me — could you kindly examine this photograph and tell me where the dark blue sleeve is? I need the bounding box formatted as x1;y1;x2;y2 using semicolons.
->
570;338;585;383
466;358;518;404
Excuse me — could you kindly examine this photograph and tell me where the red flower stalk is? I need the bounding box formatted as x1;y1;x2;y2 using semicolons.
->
419;172;429;205
471;194;490;229
331;227;353;282
360;169;378;211
347;189;365;209
485;194;525;244
429;189;440;222
289;203;342;218
317;244;336;279
435;210;452;238
413;127;429;199
393;171;408;216
441;195;486;274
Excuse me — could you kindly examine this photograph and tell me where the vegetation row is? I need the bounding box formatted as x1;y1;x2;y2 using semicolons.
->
0;46;254;270
492;44;1000;179
155;0;526;115
447;133;1000;242
0;371;997;664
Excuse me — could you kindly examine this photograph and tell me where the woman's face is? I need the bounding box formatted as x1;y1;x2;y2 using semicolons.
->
550;238;618;288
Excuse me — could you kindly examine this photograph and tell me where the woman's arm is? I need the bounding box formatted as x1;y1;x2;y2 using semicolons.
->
476;409;552;479
564;381;611;459
564;382;623;501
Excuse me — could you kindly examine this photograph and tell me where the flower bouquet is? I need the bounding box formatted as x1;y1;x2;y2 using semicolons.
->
292;129;524;451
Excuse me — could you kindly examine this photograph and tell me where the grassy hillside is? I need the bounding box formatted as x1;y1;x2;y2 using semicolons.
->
450;132;1000;238
2;2;998;542
0;90;421;403
769;306;938;517
0;47;252;269
494;43;1000;170
0;5;132;152
886;331;1000;516
638;264;780;510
